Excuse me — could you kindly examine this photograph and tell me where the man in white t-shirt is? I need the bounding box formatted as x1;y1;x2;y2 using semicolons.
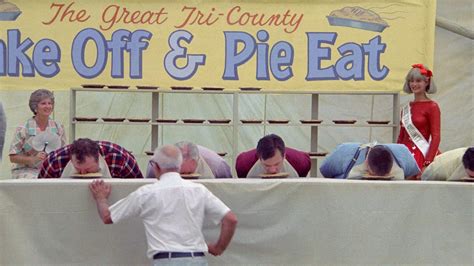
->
89;145;237;265
422;147;474;181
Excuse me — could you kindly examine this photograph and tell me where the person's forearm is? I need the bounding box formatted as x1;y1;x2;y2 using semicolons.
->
215;212;237;252
95;198;113;224
9;154;36;166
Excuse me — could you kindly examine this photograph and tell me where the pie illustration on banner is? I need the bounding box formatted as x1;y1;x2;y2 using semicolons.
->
0;1;21;21
327;6;389;32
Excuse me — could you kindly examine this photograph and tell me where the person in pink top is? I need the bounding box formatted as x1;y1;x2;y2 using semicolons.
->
397;64;441;178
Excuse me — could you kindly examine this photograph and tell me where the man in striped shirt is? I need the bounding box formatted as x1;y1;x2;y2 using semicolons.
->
38;138;143;178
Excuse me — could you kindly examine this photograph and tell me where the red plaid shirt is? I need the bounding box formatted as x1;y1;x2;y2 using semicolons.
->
38;141;143;178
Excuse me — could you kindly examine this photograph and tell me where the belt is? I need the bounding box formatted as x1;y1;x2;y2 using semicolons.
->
153;252;205;260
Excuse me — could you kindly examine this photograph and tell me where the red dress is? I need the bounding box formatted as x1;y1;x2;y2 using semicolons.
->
397;100;441;170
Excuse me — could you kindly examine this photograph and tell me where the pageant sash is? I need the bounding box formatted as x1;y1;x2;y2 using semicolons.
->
401;104;430;156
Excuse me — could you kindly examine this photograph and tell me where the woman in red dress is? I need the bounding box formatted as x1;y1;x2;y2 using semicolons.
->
397;64;441;178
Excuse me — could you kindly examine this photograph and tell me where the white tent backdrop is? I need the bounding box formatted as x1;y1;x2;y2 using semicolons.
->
0;0;472;178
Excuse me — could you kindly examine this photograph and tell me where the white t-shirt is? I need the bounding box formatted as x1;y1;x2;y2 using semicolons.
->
109;172;230;259
421;147;468;181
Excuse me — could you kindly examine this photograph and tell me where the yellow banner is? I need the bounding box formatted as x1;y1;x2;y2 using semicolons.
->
0;0;436;91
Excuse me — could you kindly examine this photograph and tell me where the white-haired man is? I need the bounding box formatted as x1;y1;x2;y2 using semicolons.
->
146;141;232;179
175;141;232;178
90;145;237;265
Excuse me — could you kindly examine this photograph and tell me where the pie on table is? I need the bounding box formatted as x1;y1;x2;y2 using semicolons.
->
259;172;289;179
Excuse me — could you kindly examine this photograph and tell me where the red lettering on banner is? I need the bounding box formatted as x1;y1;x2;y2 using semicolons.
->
101;5;168;31
226;6;303;34
175;6;220;28
42;2;90;25
41;3;302;34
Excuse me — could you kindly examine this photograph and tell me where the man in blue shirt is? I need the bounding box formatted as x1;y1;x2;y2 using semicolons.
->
320;143;420;180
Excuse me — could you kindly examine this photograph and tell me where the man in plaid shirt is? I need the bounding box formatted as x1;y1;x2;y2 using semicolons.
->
38;138;143;178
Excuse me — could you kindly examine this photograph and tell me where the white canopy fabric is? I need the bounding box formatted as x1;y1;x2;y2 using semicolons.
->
0;0;472;178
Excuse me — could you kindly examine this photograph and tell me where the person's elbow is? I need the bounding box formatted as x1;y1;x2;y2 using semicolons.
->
319;164;331;178
223;211;238;227
103;215;113;224
102;211;113;224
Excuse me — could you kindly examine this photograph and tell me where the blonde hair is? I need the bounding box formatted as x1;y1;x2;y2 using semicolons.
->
403;67;437;94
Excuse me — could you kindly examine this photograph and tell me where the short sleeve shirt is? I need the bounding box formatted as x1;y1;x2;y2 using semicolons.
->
110;172;230;258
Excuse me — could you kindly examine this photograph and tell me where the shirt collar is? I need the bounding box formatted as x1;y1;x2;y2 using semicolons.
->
360;141;378;149
159;171;182;181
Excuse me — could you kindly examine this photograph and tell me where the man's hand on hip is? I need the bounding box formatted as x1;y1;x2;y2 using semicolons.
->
207;243;224;256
